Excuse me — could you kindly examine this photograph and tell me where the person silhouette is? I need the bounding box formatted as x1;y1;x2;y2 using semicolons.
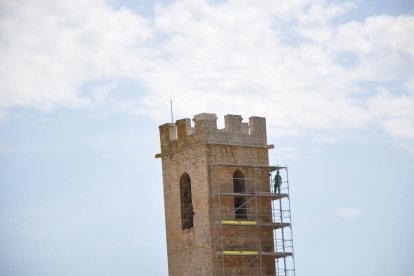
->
274;170;282;193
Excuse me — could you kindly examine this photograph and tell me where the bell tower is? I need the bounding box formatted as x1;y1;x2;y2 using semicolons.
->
156;113;295;276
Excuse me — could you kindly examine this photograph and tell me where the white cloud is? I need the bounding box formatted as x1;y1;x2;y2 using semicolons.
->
366;88;414;153
0;0;153;111
274;146;304;160
335;208;365;219
0;0;414;153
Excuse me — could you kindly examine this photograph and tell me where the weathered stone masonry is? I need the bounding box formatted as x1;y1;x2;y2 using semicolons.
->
157;113;275;276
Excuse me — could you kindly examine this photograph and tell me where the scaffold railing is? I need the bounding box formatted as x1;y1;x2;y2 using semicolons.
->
213;207;292;224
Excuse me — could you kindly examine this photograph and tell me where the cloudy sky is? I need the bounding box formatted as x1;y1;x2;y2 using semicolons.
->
0;0;413;275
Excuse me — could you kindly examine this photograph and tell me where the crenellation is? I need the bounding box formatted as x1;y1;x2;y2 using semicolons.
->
169;125;177;141
224;114;243;133
249;116;267;145
160;113;268;155
193;113;218;134
159;123;176;145
176;118;191;140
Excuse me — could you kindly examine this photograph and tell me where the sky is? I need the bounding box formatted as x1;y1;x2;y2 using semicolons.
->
0;0;413;275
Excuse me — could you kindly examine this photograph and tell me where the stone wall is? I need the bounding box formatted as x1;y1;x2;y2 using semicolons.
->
158;113;273;276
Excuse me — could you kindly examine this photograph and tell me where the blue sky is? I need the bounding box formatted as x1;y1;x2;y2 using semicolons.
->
0;0;413;275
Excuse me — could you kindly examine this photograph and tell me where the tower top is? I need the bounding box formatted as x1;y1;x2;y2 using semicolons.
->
158;113;267;155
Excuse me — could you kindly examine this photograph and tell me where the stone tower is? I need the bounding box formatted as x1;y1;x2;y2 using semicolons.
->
156;113;294;276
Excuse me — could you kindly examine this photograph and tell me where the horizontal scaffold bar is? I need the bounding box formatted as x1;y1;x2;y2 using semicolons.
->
218;221;291;229
222;251;258;256
261;252;294;259
221;220;257;225
219;192;289;200
217;251;293;258
210;163;287;171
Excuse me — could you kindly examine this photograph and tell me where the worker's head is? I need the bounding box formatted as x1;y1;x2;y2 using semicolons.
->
276;170;280;175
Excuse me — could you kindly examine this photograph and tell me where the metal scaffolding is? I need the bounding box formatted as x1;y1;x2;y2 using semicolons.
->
210;164;296;276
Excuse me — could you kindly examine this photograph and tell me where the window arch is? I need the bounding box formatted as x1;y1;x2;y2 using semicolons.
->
180;173;194;230
233;170;247;220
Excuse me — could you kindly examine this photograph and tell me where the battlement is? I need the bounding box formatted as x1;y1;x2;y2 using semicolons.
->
159;113;267;154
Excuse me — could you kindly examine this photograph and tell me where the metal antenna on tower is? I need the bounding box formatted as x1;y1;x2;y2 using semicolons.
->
170;96;174;124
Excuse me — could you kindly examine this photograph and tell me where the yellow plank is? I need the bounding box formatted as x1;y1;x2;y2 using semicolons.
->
221;220;257;225
223;251;258;256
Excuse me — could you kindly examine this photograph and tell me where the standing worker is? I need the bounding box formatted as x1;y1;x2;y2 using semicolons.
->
274;170;282;193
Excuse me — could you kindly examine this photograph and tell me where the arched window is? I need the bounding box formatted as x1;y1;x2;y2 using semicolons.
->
233;170;247;220
180;173;194;230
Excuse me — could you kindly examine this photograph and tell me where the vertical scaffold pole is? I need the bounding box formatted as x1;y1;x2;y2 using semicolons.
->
280;170;287;275
286;166;296;276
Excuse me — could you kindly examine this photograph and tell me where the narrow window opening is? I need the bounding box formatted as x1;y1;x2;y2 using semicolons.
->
180;173;194;230
233;170;247;220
